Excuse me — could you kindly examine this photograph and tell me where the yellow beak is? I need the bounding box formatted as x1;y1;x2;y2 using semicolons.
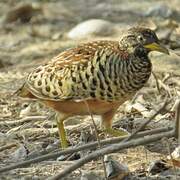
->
144;42;169;55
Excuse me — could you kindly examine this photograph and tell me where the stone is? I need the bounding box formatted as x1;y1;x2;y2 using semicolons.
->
67;19;115;39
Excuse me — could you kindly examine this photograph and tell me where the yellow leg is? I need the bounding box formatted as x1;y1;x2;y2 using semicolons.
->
103;127;129;136
101;110;129;137
56;113;69;149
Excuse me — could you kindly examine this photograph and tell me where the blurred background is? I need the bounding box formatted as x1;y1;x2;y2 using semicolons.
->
0;0;179;73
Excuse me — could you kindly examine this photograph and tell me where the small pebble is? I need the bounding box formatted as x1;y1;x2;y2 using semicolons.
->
10;144;29;162
104;155;129;180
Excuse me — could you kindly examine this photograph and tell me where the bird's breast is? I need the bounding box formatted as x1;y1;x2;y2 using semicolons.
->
67;53;152;102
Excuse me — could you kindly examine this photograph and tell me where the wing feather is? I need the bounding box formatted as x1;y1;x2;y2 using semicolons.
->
25;41;121;101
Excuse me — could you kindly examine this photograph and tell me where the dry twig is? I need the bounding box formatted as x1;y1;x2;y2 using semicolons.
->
0;127;172;173
84;100;107;179
48;130;175;180
0;116;47;127
152;71;161;94
123;98;169;142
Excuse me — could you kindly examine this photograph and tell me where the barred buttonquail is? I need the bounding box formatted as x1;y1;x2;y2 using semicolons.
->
18;27;169;149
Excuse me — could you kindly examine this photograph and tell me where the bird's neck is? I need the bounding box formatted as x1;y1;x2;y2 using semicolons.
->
127;54;152;90
129;45;151;70
134;45;149;58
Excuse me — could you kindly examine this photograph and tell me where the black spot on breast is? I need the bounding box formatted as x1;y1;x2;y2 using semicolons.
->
46;86;50;92
99;63;106;77
100;82;105;90
92;78;97;86
100;91;104;97
107;93;112;98
114;80;118;86
85;73;90;80
72;77;76;82
35;68;41;73
90;66;94;74
71;85;75;92
108;61;113;78
97;72;105;90
77;65;80;71
141;79;147;84
47;68;52;72
114;67;118;79
107;86;113;93
52;91;58;96
58;80;62;86
105;79;109;86
126;75;130;82
38;81;42;86
90;92;96;98
50;75;53;81
79;74;83;81
96;56;101;62
82;82;87;90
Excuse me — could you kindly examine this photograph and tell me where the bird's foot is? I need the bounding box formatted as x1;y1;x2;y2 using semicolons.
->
59;133;69;149
103;127;130;137
56;115;69;149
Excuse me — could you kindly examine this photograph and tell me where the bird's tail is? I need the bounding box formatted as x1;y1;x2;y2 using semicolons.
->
13;83;34;98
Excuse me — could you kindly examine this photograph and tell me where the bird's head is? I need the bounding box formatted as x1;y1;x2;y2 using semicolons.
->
119;27;169;56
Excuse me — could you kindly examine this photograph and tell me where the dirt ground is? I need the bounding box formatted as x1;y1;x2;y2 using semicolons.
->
0;0;180;179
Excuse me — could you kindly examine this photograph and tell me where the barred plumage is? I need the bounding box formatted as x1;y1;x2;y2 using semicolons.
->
18;27;169;148
26;40;151;102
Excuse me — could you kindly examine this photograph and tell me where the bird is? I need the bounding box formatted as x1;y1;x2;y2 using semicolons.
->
17;27;169;149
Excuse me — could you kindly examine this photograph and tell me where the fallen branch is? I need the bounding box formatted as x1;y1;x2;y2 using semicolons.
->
0;116;47;127
84;100;108;179
48;130;175;180
0;126;172;173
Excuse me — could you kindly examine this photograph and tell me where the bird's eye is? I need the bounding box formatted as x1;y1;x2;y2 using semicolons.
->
137;35;144;42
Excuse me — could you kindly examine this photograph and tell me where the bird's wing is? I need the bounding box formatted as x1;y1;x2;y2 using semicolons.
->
25;41;125;101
